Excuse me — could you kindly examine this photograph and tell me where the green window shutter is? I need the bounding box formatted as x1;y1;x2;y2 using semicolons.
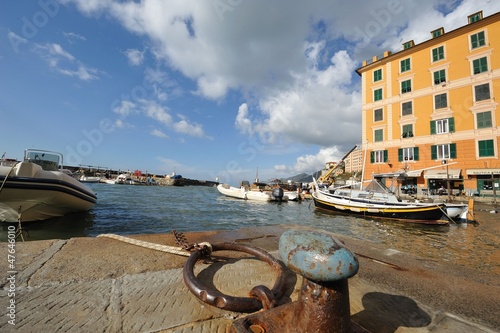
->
478;140;494;157
398;149;403;162
478;31;485;46
471;34;478;48
430;121;436;134
414;147;419;161
449;117;455;132
383;150;388;162
370;151;374;163
478;112;493;128
431;145;437;160
450;143;457;158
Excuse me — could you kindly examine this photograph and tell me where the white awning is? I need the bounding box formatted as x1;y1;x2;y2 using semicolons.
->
424;168;461;179
466;168;500;175
405;170;422;177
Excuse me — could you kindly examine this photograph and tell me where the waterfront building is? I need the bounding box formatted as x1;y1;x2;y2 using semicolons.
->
355;10;500;196
344;146;363;174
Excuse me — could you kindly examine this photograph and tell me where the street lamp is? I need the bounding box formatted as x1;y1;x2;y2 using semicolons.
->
442;160;450;200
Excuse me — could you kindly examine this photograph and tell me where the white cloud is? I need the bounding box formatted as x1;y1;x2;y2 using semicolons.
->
235;103;253;135
151;128;168;138
34;43;100;81
63;31;86;43
62;0;500;175
143;102;173;126
113;100;137;117
286;146;343;175
124;48;145;66
173;119;204;138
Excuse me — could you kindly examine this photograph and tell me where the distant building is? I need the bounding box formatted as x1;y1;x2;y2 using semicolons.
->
344;146;363;174
355;10;500;195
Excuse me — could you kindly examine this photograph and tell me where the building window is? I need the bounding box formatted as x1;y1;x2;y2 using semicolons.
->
371;150;388;163
433;69;446;84
401;79;412;94
402;101;413;116
400;58;411;73
374;108;383;122
471;31;486;49
431;28;444;38
374;129;384;142
468;11;483;24
431;117;455;134
431;143;457;160
398;147;419;161
374;88;383;101
434;93;447;109
403;41;414;49
477;111;492;129
432;46;444;62
373;69;382;82
478;140;494;157
473;57;488;74
475;83;490;101
401;124;413;138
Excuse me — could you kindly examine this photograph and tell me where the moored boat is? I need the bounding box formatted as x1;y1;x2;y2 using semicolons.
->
444;202;469;220
0;149;97;222
217;183;288;202
312;178;447;224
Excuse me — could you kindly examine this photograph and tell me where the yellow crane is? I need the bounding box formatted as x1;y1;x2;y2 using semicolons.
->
317;145;357;185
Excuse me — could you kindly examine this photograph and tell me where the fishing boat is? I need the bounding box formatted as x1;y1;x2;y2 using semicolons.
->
312;177;447;224
0;149;97;222
217;183;288;202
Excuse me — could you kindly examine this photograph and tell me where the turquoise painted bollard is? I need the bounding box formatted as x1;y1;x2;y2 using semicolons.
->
230;230;360;333
279;230;359;282
279;230;359;333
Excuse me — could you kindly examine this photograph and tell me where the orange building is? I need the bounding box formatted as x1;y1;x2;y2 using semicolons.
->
355;10;500;196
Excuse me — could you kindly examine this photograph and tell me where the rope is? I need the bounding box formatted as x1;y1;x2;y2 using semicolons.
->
97;233;212;257
0;162;21;195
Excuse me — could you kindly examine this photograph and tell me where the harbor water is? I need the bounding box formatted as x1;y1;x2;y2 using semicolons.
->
1;183;499;275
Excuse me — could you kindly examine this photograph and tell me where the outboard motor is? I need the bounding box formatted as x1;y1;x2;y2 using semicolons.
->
272;187;284;201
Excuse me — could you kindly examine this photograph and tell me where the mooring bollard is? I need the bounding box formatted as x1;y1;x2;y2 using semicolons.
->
231;230;361;333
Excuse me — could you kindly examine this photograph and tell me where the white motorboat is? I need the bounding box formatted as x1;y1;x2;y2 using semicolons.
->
217;184;288;202
217;184;248;199
78;175;102;183
0;149;97;222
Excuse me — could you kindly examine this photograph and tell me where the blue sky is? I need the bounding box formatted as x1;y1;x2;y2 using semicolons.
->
1;0;499;184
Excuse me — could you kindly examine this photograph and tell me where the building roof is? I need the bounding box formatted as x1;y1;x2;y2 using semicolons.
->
355;11;500;76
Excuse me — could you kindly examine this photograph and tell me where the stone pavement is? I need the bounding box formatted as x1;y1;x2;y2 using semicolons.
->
1;225;499;333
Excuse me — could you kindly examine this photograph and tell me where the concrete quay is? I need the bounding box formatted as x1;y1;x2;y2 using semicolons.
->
1;224;499;333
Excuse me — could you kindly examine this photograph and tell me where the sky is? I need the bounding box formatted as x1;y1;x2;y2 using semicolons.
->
1;0;500;185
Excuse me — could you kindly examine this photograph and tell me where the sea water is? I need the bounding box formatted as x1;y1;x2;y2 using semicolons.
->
1;183;499;274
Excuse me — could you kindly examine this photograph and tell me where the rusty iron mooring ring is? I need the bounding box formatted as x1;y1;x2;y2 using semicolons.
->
183;242;287;313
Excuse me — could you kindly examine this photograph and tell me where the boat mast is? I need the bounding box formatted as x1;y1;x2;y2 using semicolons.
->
360;141;368;190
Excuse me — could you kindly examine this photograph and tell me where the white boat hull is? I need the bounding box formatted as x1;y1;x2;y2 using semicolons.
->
0;162;97;222
217;184;247;199
445;203;468;220
217;184;288;202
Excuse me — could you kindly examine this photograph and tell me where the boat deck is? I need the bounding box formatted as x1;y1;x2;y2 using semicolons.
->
1;225;498;333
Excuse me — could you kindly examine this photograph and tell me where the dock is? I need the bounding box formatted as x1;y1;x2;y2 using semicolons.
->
1;225;498;332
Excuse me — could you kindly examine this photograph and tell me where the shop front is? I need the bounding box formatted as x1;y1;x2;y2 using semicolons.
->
424;168;463;195
465;168;500;197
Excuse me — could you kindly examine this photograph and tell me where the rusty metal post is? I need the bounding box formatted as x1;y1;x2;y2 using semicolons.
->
231;230;360;333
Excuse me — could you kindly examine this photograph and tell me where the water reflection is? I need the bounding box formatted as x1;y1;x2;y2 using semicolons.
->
312;209;500;275
0;210;95;242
